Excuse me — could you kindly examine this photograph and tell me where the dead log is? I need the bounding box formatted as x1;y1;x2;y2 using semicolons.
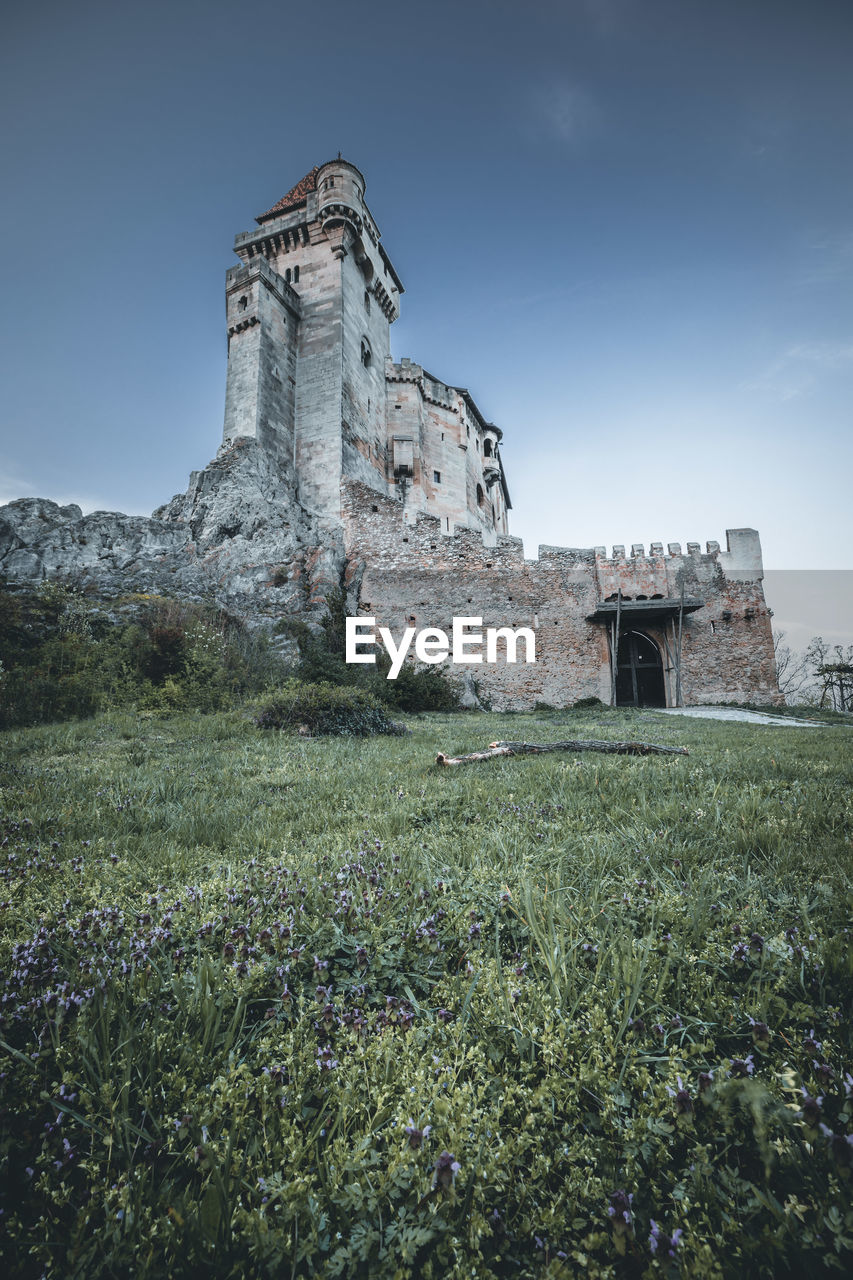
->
435;739;688;766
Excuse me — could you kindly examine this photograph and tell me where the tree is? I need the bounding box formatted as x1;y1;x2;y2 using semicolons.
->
773;630;814;704
806;636;853;711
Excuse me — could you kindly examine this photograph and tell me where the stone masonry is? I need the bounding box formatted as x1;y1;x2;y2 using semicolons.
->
0;158;781;709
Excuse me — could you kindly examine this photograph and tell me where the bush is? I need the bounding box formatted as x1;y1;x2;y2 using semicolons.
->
253;680;405;736
281;595;462;713
377;658;461;712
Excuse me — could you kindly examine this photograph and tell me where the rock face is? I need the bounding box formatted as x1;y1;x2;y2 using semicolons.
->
0;440;345;625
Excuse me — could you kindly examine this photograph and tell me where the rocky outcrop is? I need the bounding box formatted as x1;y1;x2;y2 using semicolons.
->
0;440;345;625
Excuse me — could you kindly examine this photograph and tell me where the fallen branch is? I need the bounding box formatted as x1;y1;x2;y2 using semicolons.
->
435;739;689;766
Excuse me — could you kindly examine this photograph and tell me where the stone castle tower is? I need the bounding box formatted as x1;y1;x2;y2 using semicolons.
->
222;158;510;540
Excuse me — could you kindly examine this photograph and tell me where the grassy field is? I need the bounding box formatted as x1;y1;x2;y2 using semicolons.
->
1;705;851;1278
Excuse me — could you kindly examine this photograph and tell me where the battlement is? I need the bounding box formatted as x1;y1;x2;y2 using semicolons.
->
386;357;426;385
589;529;762;576
594;538;717;563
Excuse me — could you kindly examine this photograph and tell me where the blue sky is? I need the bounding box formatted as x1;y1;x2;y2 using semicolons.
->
1;0;851;601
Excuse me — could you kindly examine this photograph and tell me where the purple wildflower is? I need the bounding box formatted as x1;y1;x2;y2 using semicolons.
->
433;1150;461;1189
729;1055;755;1078
403;1120;432;1149
315;1044;339;1071
667;1076;694;1114
814;1061;835;1086
607;1189;633;1235
649;1220;683;1257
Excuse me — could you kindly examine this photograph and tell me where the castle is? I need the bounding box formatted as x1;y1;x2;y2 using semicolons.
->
0;158;781;709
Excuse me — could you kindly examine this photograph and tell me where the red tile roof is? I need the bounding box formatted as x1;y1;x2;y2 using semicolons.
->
256;167;319;224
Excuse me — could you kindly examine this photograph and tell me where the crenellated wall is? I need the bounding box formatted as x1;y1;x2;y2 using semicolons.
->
342;482;781;710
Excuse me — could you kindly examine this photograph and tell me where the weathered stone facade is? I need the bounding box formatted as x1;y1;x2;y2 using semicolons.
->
0;158;781;708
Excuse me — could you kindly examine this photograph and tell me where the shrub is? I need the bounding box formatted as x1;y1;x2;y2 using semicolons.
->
279;600;461;713
253;680;405;736
377;658;461;712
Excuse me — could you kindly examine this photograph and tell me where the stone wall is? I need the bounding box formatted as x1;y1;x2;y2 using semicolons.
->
341;480;782;710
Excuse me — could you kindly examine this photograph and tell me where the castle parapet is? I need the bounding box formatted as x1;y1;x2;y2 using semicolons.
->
589;528;764;595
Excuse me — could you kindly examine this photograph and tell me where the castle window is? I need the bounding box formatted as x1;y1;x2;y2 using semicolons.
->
484;438;492;457
364;289;371;313
361;339;372;368
433;470;441;484
285;268;291;284
477;483;484;506
371;505;379;513
293;265;300;283
238;295;248;311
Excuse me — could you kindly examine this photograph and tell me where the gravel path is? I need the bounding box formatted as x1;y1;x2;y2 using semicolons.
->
656;706;829;728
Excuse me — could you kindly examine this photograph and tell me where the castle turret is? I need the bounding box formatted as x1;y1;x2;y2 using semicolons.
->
221;159;404;519
315;158;368;260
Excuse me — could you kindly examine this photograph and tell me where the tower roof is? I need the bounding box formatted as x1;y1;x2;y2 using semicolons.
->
256;166;320;225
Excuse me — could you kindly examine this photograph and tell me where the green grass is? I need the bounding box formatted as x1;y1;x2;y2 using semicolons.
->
1;706;851;1278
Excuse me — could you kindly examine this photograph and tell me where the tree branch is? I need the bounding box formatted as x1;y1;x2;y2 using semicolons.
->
435;739;689;766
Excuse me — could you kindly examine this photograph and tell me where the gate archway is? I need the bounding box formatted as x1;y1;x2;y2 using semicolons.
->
615;630;666;707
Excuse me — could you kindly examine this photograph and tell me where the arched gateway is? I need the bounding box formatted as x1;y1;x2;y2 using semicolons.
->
615;630;667;708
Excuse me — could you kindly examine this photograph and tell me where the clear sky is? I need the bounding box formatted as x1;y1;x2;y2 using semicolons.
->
1;1;851;593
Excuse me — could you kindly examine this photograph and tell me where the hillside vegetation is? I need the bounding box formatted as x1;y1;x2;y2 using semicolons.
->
1;706;851;1278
